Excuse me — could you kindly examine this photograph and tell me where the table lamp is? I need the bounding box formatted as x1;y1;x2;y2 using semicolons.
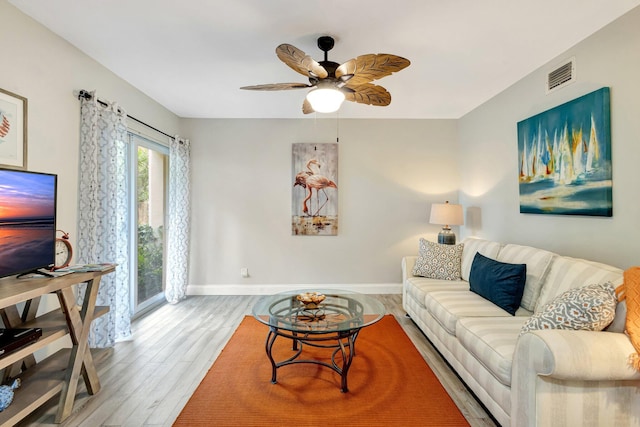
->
429;201;464;245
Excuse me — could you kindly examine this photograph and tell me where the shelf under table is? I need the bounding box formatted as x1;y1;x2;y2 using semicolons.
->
0;348;70;427
0;306;109;371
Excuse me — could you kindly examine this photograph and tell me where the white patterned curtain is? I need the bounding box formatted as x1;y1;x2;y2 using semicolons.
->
165;136;191;304
77;92;131;347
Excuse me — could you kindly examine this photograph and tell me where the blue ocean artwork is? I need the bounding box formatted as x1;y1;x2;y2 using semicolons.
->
517;87;612;216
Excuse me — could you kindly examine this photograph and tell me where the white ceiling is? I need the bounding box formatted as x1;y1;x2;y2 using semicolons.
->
9;0;640;119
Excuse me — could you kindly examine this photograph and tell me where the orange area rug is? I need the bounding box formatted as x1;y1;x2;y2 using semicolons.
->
174;315;469;426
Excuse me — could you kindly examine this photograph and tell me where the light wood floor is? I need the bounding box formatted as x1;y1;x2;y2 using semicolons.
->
19;294;498;427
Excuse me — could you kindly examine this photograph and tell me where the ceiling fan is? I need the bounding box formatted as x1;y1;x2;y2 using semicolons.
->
240;36;410;114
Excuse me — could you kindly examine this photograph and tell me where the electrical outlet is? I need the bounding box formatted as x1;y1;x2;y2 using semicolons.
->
240;267;249;278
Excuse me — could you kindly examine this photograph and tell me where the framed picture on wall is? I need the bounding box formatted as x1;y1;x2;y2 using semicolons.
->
292;143;339;235
0;88;27;170
517;87;611;216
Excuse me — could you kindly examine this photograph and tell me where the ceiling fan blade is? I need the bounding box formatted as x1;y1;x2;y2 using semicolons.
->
276;44;329;79
302;98;315;114
344;83;391;106
240;83;311;91
336;54;410;86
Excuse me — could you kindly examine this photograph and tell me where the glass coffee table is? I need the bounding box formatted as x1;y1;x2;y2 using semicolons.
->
252;289;386;393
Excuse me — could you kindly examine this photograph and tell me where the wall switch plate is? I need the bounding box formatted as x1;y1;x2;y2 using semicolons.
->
240;267;249;278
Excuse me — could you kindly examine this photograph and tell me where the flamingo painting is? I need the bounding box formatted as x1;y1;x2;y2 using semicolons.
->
294;159;320;189
292;143;338;235
293;158;337;216
302;173;337;216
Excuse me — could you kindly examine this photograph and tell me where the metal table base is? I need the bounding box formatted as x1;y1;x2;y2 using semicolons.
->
265;326;360;393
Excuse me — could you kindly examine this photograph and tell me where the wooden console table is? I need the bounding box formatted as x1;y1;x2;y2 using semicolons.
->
0;267;114;426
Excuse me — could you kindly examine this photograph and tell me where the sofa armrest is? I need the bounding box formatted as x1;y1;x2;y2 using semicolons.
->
402;256;418;283
512;330;640;427
517;330;640;381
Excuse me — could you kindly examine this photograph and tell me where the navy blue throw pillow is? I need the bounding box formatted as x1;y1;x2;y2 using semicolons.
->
468;252;527;316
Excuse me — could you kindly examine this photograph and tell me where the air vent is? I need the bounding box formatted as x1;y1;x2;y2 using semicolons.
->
547;58;575;93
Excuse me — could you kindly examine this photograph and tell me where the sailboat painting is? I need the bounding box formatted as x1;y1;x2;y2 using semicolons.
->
517;87;612;216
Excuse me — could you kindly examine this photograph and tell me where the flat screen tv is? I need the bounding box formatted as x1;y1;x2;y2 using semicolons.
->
0;168;57;278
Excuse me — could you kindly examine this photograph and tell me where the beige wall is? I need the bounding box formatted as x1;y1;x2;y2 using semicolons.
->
458;6;640;269
0;1;180;245
4;0;639;295
184;118;459;293
0;1;180;320
2;1;459;295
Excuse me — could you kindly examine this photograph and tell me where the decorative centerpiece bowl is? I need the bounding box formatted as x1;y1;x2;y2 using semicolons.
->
296;292;326;309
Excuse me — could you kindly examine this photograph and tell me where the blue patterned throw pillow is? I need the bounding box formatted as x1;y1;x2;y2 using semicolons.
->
519;282;617;337
412;239;464;281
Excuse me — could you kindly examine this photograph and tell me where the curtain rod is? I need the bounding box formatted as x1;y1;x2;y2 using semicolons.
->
77;90;175;141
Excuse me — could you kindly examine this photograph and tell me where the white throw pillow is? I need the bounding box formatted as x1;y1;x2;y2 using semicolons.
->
412;238;464;281
519;282;617;337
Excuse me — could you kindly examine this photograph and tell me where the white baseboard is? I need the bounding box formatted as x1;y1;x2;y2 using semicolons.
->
187;283;402;296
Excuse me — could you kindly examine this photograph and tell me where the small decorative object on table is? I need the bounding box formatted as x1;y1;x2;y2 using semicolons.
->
0;379;20;412
53;230;73;269
54;263;116;273
296;292;325;309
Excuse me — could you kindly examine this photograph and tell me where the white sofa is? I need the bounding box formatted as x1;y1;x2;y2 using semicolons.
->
402;237;640;427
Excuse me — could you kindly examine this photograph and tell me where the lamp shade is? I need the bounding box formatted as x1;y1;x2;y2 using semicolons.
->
429;201;464;226
306;86;345;113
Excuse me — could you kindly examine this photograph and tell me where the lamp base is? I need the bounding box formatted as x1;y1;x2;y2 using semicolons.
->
437;227;456;245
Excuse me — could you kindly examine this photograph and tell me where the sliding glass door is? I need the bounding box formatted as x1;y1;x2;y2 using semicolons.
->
129;133;169;315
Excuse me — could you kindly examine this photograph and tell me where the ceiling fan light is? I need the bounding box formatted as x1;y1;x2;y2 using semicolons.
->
306;87;345;113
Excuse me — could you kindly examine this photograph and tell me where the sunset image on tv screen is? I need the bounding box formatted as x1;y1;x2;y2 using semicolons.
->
0;169;56;277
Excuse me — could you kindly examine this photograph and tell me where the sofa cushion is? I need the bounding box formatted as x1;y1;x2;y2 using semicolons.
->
535;256;623;312
425;290;532;335
412;239;464;280
496;244;555;312
469;253;527;316
460;238;502;281
405;277;468;309
606;299;627;333
520;283;617;336
457;317;528;386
